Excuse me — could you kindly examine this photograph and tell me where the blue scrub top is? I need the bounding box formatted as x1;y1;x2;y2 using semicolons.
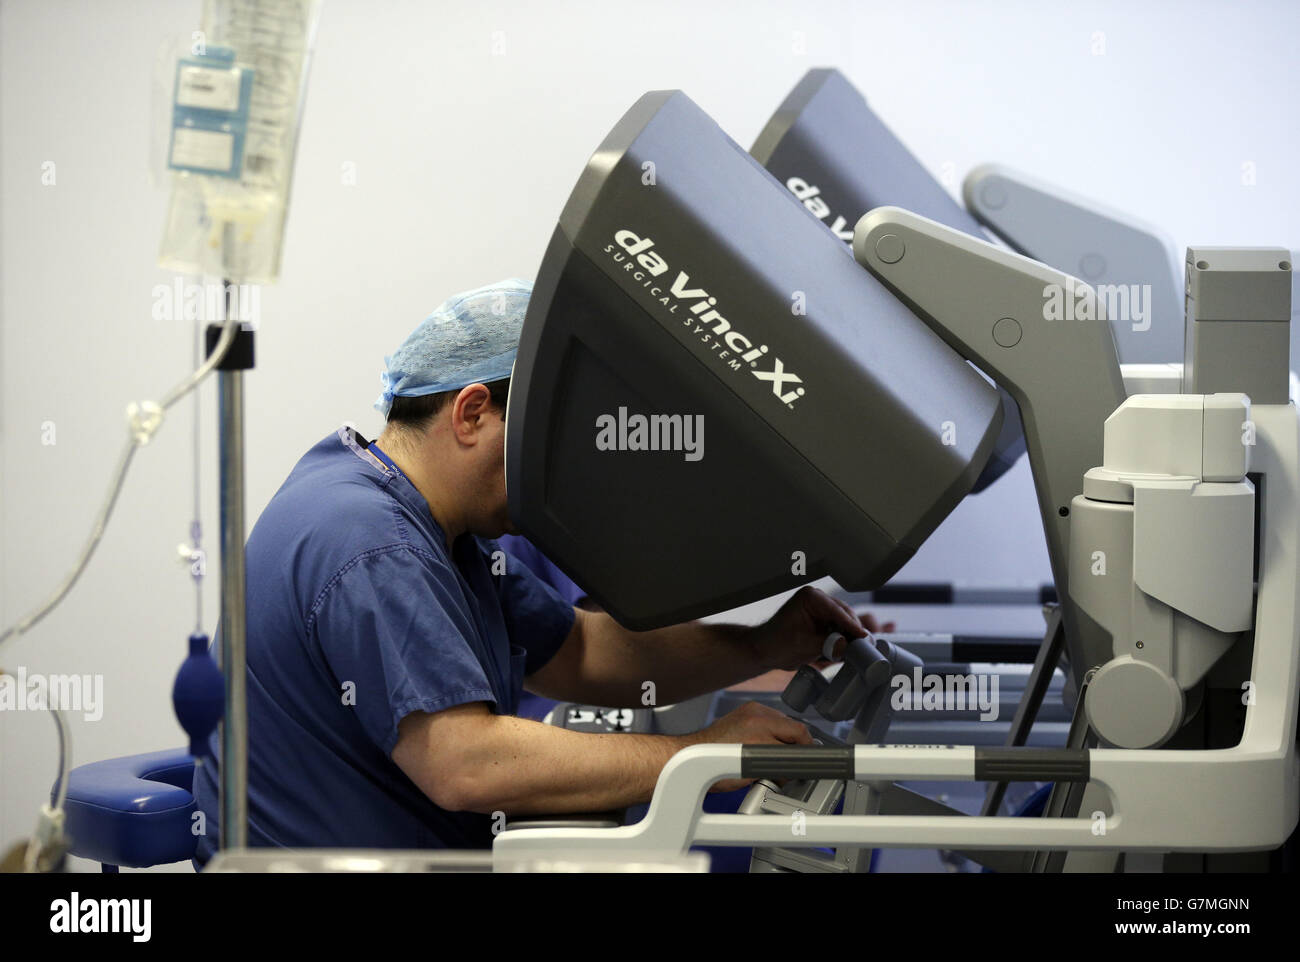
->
495;534;587;720
496;534;587;608
192;426;575;863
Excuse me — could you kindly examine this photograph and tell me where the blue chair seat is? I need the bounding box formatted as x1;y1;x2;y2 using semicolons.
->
59;748;197;870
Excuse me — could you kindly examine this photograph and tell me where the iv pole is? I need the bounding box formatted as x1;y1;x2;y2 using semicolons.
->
214;278;252;851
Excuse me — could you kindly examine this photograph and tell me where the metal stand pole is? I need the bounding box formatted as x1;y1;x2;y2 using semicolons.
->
980;605;1067;817
217;366;248;850
208;299;255;852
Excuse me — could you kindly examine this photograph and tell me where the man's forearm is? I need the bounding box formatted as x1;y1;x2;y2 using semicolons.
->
455;714;691;815
573;615;773;707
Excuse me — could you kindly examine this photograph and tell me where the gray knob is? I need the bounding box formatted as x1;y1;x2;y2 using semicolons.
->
781;665;828;713
1086;656;1184;748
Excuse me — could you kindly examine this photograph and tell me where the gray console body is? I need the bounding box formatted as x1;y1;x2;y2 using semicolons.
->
752;68;1025;489
506;91;1003;629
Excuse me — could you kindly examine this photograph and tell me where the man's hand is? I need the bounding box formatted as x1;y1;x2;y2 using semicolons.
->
750;585;895;672
681;700;814;793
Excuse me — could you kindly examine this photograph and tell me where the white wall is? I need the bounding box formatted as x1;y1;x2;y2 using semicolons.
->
2;0;1297;868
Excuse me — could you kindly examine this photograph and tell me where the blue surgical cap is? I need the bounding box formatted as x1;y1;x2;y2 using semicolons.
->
375;278;531;418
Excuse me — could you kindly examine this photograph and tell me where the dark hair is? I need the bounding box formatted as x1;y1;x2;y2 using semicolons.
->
386;378;510;431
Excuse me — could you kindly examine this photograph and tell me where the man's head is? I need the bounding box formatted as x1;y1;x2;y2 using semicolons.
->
374;279;530;539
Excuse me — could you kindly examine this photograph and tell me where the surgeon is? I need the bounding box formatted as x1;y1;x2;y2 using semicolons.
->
192;278;883;862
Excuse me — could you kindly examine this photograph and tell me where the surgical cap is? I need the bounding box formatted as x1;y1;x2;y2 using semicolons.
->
374;278;532;417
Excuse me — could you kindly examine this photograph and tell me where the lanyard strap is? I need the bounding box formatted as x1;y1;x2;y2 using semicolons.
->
367;442;404;481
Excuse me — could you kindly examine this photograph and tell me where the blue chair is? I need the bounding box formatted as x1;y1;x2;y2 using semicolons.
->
58;748;197;872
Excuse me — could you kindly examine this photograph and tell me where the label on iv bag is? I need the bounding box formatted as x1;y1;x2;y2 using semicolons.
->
175;64;244;112
170;127;235;174
166;52;252;179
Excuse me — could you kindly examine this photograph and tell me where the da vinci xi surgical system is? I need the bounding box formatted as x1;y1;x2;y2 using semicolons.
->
493;81;1298;871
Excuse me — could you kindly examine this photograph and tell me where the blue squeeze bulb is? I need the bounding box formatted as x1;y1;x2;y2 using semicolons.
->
173;632;224;757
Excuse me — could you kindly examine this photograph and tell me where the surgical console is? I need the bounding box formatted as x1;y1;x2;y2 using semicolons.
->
497;70;1299;873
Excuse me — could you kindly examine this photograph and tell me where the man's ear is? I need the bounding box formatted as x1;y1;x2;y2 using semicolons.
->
450;383;493;443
